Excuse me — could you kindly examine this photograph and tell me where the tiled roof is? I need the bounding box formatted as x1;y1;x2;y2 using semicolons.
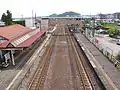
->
0;24;45;48
0;24;31;40
17;31;45;48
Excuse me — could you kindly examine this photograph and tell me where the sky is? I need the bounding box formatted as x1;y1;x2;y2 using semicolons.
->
0;0;120;18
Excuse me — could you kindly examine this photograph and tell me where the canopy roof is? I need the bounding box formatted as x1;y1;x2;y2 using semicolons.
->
0;24;45;48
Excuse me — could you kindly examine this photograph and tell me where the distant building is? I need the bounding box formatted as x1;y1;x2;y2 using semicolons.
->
13;18;36;28
106;14;114;19
0;21;5;27
25;18;34;28
113;12;120;19
97;14;106;19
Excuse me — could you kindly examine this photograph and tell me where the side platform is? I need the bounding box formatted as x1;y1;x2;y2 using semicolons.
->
74;33;120;90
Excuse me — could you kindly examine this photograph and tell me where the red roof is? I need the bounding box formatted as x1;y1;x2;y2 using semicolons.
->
0;24;46;48
17;31;45;48
0;24;31;40
0;41;10;48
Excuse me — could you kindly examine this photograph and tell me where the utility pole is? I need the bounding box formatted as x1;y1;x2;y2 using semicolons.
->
21;14;24;26
32;10;34;27
35;12;37;28
92;17;95;37
21;14;23;20
40;18;41;31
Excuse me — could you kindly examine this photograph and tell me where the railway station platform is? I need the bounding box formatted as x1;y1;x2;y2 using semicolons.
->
75;33;120;90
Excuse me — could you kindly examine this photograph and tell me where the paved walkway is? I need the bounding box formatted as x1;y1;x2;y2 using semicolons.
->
75;33;120;89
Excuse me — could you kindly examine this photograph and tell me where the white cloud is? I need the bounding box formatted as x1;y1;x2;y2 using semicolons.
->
0;0;120;17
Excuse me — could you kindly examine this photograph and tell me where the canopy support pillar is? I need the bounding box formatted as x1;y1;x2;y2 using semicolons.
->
11;50;15;65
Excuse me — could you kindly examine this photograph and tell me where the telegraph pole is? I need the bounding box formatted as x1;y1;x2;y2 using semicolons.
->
21;14;24;26
32;10;34;27
35;12;37;28
40;18;41;31
92;17;95;37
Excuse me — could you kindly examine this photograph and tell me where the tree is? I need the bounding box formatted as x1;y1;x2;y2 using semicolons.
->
1;13;6;22
6;10;12;25
1;10;13;25
13;20;25;26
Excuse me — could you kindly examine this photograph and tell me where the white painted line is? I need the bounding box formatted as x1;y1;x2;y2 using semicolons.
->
6;48;39;90
39;48;45;57
81;47;85;51
6;70;22;90
89;60;96;68
5;34;51;90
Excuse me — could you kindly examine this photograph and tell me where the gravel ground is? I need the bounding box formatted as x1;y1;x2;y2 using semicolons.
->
43;36;75;90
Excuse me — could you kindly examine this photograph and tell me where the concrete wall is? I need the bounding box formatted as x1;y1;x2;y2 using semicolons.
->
25;18;34;28
25;18;48;31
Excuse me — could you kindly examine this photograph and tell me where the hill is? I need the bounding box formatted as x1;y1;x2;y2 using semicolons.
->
49;13;58;17
49;11;81;17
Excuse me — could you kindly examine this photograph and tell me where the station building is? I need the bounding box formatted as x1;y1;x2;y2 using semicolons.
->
0;24;45;67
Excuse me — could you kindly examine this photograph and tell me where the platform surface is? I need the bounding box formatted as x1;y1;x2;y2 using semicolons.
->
75;33;120;89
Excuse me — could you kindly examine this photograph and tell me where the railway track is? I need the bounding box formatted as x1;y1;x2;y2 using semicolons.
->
66;27;96;90
26;23;103;90
66;25;104;90
27;36;57;90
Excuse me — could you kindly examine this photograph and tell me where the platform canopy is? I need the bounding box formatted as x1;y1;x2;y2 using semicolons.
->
0;24;45;49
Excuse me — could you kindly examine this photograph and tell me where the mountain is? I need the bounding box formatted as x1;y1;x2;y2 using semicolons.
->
49;11;81;17
49;13;58;17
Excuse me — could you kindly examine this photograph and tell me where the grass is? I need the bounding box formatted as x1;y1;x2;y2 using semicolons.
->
100;23;120;37
101;23;120;30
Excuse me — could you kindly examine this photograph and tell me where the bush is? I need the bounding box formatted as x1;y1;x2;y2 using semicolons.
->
109;29;120;38
13;20;25;26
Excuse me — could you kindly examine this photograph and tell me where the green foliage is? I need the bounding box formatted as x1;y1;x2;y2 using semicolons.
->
49;14;58;17
100;23;120;37
101;23;120;30
49;11;80;17
6;10;12;25
84;19;90;24
13;20;25;26
109;29;120;37
1;13;6;22
1;10;13;25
